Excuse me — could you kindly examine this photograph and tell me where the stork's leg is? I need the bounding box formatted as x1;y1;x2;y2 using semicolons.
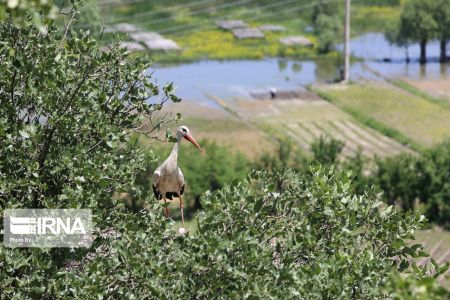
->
179;195;185;228
163;197;169;217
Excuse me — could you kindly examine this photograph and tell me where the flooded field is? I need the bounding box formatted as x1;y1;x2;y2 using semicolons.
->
345;33;450;81
152;32;450;106
151;59;338;106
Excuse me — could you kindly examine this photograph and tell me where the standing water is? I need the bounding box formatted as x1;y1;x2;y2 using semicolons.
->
151;32;450;105
151;59;338;106
339;32;450;80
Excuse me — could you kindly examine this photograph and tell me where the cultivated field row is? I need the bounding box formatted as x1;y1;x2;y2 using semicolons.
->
281;119;412;158
415;230;450;287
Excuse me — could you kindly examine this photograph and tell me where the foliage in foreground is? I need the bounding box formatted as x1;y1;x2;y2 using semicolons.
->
2;168;449;298
0;15;181;210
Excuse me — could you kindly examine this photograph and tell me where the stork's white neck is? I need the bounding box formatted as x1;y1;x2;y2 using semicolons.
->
168;139;180;164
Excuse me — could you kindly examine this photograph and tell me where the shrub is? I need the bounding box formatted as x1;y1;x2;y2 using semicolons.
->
310;135;345;165
255;138;307;171
372;154;418;211
416;141;450;228
344;141;450;228
4;166;447;298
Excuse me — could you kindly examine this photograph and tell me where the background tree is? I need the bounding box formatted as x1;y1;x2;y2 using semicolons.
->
400;0;438;64
311;0;343;54
415;141;450;228
385;19;411;63
433;0;450;62
310;135;344;165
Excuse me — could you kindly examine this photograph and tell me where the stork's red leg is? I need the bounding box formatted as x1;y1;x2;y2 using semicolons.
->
163;197;169;217
180;195;185;228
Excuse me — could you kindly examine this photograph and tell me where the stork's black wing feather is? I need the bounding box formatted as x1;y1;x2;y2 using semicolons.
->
153;184;185;200
180;184;185;195
152;184;162;200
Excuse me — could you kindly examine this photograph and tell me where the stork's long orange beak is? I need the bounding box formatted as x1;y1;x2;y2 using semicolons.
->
184;133;202;151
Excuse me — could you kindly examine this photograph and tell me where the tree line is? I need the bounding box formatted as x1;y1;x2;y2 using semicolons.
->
387;0;450;64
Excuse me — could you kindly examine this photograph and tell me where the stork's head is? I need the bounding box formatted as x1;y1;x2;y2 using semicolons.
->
176;126;201;151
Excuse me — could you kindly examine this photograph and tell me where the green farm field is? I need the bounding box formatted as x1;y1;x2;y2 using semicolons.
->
315;83;450;148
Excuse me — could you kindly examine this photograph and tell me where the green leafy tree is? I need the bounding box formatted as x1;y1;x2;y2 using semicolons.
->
1;2;449;298
400;0;438;64
311;0;343;54
0;9;179;297
186;168;447;298
433;0;450;62
341;149;370;195
341;140;450;228
315;14;342;54
255;138;307;170
78;0;101;33
0;0;61;31
311;0;342;25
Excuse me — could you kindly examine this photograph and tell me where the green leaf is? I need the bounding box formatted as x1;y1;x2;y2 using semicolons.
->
19;130;29;139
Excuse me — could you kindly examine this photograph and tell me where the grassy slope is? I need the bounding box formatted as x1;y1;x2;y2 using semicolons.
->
315;84;450;148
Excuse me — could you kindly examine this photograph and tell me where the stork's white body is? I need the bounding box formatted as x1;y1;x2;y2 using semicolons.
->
153;126;201;229
153;141;185;200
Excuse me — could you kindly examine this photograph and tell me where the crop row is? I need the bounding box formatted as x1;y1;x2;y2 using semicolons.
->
282;119;412;158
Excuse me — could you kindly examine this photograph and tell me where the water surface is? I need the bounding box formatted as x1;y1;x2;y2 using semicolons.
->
151;32;450;106
152;59;338;106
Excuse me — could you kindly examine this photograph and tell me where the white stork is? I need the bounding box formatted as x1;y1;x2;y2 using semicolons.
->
153;126;201;230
